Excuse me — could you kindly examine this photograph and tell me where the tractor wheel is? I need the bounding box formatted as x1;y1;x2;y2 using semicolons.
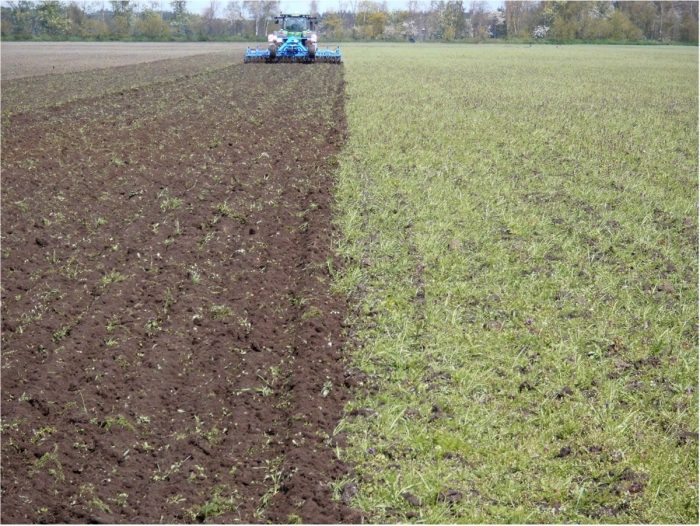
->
307;42;317;59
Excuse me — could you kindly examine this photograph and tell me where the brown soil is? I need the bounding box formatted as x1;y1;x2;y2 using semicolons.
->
1;56;359;523
1;42;248;80
1;51;245;113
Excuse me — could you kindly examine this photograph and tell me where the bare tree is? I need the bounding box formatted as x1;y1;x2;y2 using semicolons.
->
243;0;278;37
225;0;243;34
201;0;222;36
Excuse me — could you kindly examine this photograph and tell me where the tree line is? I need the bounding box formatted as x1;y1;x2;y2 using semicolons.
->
1;1;697;43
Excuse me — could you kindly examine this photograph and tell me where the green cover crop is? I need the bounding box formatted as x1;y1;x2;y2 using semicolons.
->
333;43;698;523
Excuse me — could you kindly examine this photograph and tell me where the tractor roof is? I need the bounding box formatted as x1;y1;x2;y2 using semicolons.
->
277;14;318;19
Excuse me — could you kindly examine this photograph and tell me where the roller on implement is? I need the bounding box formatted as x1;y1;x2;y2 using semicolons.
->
244;14;342;64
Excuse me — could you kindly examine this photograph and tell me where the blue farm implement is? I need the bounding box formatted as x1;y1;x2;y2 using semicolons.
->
244;14;342;64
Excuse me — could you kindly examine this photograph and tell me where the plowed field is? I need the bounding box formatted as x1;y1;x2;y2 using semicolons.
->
1;51;358;523
1;42;246;80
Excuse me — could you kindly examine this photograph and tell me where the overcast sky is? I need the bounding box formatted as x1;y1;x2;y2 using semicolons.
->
0;0;502;16
185;1;502;16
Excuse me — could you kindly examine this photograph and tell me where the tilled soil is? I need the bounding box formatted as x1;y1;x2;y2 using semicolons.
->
1;56;359;523
1;51;245;113
1;42;247;80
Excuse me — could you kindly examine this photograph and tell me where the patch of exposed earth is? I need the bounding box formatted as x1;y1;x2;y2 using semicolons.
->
1;57;359;523
1;42;248;80
1;48;247;113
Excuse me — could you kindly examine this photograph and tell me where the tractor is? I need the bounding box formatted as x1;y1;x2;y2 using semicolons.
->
244;14;342;64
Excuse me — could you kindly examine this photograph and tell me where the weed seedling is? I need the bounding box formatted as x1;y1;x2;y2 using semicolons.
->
210;304;233;320
144;318;162;336
52;325;71;343
100;270;126;288
187;486;237;522
31;445;64;482
160;194;183;212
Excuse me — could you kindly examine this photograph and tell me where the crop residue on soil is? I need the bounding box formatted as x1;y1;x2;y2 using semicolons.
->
1;59;358;523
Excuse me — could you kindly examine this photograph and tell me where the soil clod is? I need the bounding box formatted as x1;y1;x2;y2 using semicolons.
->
437;489;464;504
402;492;422;507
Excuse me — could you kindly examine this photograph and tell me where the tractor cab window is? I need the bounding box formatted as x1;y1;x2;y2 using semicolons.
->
283;17;309;32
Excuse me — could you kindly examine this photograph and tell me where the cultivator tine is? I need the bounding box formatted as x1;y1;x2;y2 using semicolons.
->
244;47;270;63
244;44;341;64
315;47;342;64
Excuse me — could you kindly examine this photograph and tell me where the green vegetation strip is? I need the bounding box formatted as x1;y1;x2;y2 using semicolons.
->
333;44;698;523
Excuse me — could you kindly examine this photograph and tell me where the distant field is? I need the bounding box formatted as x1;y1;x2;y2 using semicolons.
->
0;45;247;113
0;42;246;80
333;44;698;523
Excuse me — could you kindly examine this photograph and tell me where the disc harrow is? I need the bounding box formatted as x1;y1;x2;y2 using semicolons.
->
244;50;342;64
244;28;342;64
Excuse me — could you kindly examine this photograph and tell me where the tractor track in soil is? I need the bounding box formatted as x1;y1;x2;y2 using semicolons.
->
1;56;360;523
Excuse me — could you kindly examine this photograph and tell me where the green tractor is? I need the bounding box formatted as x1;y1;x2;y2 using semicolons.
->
244;14;342;64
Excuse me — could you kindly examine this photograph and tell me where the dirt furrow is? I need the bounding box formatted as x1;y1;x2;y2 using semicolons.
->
1;61;358;523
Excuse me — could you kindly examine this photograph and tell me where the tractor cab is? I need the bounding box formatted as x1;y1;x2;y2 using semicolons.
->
280;15;312;33
274;14;317;37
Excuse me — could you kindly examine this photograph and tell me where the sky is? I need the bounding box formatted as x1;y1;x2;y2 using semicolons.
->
184;0;502;16
0;0;502;16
